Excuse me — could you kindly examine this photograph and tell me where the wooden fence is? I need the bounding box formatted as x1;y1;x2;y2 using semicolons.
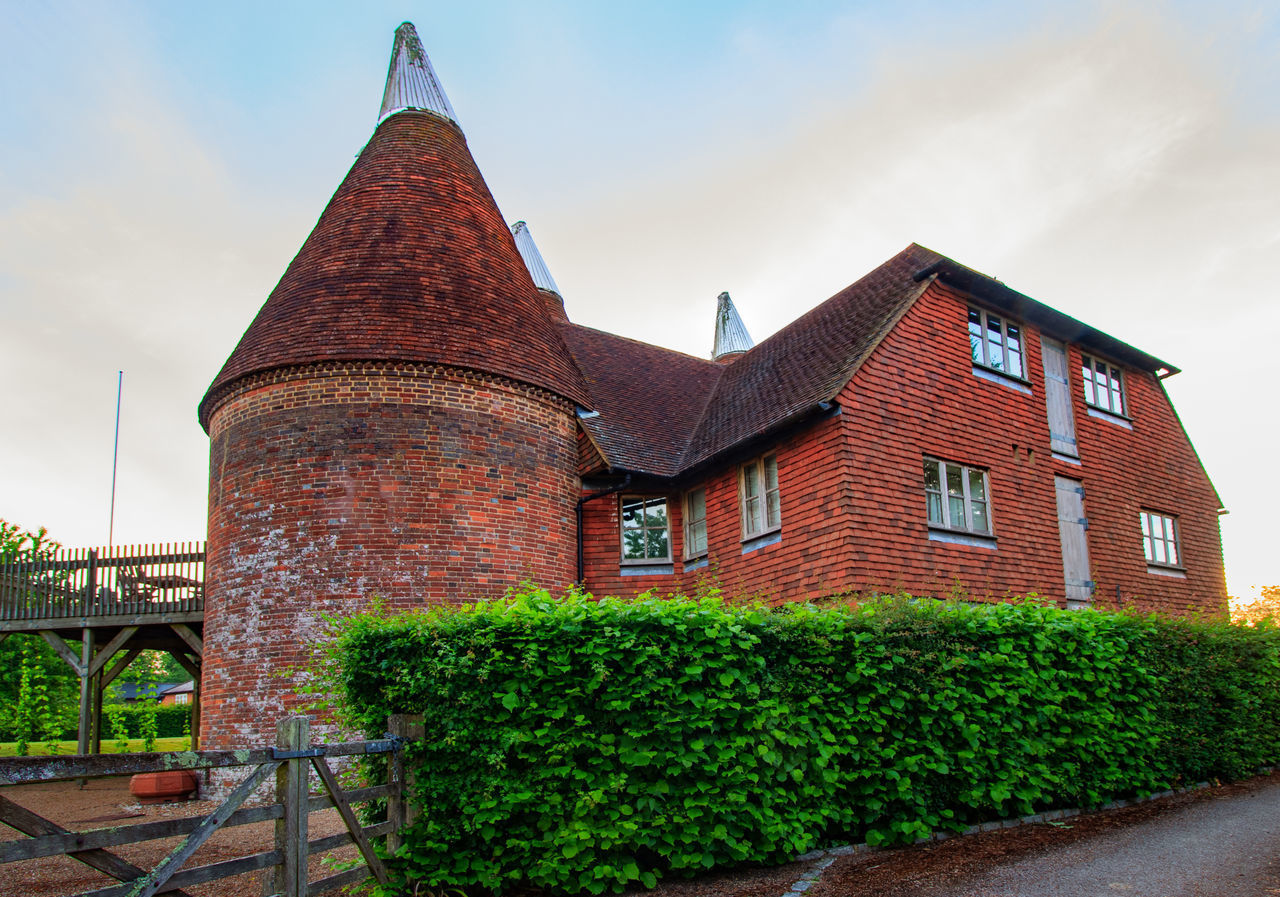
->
0;543;204;624
0;715;422;897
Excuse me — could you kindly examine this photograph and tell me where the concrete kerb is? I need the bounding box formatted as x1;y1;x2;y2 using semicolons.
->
777;766;1277;897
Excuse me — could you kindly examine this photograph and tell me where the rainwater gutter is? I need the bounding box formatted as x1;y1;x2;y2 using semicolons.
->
576;473;632;584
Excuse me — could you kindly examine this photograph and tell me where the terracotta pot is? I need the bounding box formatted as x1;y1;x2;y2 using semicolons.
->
129;770;198;803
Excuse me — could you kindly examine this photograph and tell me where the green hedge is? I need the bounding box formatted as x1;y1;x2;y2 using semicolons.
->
100;703;191;740
326;589;1280;895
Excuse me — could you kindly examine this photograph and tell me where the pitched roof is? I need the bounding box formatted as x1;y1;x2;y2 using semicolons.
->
562;245;939;477
200;33;587;429
682;244;940;469
560;324;723;477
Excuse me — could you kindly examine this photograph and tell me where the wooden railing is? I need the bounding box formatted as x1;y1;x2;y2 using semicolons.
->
0;543;204;624
0;715;421;897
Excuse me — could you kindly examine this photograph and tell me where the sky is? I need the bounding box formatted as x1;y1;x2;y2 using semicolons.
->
1;0;1277;599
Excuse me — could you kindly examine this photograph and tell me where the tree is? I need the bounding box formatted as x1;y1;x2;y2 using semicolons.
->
1232;585;1280;626
0;519;79;746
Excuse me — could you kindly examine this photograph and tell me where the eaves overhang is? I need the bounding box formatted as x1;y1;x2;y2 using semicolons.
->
913;260;1180;377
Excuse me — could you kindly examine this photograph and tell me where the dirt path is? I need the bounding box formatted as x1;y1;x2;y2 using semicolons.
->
0;775;357;897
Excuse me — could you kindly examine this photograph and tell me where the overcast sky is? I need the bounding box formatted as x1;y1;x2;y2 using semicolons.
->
1;1;1276;598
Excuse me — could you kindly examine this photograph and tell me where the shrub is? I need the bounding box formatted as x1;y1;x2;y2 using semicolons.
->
324;588;1280;895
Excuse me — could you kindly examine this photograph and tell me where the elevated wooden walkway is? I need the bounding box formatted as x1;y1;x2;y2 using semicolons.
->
0;543;204;753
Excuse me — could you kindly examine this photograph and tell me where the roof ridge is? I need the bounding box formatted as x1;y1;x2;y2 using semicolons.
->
564;322;726;368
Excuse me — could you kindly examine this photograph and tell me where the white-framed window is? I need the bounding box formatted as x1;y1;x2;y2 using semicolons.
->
923;457;992;535
1081;355;1126;415
968;307;1025;379
740;454;780;539
620;496;671;563
1140;511;1181;568
684;488;708;559
172;693;191;705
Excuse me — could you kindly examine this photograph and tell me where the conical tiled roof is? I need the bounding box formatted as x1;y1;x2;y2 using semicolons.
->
712;291;753;361
200;27;586;428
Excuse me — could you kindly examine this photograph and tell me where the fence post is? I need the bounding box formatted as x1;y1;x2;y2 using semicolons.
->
265;716;310;897
386;714;424;856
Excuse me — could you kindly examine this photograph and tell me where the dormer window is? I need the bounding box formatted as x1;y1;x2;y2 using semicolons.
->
1081;355;1126;416
968;307;1024;380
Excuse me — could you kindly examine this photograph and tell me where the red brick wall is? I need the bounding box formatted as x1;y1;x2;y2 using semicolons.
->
580;412;860;604
202;362;578;749
580;282;1225;616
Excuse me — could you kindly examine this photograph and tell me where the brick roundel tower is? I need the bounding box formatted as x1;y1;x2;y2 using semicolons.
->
197;23;587;748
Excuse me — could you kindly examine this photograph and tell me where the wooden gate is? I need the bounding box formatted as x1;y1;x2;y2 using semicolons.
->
0;715;422;897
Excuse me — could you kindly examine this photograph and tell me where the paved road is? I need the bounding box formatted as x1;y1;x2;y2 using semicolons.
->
929;780;1280;897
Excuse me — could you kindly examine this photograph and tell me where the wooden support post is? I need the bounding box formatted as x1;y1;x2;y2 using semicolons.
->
76;628;93;757
386;714;424;856
264;717;310;897
190;673;201;751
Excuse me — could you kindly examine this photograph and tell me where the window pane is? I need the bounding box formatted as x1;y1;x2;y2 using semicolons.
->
1140;513;1151;537
648;527;669;559
766;490;780;528
970;500;989;533
927;493;943;526
621;498;644;529
689;521;707;556
689;490;706;521
923;459;940;492
1006;324;1023;378
764;456;778;491
1166;535;1178;566
1153;538;1166;564
1082;362;1097;405
743;496;760;535
1150;514;1163;540
968;309;984;364
742;465;759;499
1143;535;1154;562
644;500;668;529
986;315;1005;370
946;464;965;527
1094;367;1112;411
623;530;645;559
967;469;986;502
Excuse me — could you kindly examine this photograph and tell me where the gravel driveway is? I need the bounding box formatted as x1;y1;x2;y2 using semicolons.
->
917;781;1280;897
810;774;1280;897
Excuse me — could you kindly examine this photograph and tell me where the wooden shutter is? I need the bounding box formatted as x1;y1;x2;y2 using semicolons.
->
1054;476;1093;607
1040;337;1079;458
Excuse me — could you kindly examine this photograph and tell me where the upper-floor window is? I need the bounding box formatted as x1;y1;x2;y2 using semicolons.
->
740;454;780;539
621;496;670;563
1140;510;1180;568
968;307;1024;379
924;457;992;535
684;489;708;559
1081;355;1126;416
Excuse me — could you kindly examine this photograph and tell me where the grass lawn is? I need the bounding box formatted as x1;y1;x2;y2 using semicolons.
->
0;736;192;757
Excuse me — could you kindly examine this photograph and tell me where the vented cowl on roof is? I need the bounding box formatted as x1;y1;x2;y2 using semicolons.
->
712;291;754;362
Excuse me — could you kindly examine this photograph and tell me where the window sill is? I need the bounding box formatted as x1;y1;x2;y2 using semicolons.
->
972;365;1032;395
1086;406;1133;429
684;555;709;572
741;530;781;555
1051;450;1082;465
620;563;675;576
1146;564;1186;579
928;527;997;549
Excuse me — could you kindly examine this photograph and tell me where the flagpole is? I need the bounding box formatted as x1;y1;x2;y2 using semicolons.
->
108;370;122;547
